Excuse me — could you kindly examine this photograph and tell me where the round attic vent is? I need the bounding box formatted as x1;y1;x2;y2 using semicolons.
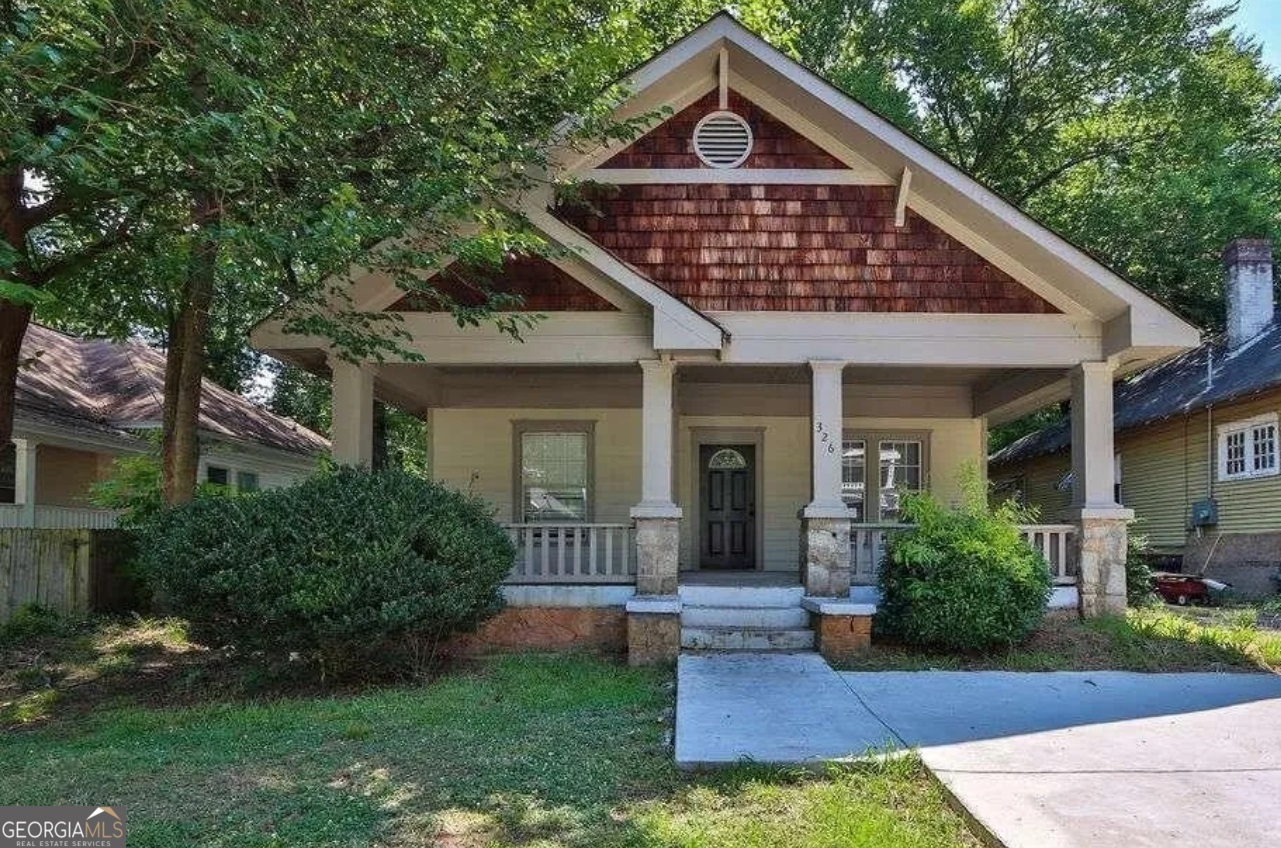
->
693;110;753;168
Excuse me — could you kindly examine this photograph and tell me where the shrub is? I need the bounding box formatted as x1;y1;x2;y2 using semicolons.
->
137;468;515;677
0;604;87;643
1126;526;1159;607
877;479;1052;652
91;455;232;529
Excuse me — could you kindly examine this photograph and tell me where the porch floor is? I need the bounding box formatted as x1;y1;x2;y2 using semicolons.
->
677;570;801;587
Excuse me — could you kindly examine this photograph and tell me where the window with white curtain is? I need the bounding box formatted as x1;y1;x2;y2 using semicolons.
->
518;427;591;522
841;434;927;522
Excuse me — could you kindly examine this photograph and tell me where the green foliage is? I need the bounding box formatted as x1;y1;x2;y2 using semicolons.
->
0;604;81;643
878;473;1052;651
137;468;514;676
89;454;229;528
1126;526;1160;607
792;0;1281;330
989;404;1068;455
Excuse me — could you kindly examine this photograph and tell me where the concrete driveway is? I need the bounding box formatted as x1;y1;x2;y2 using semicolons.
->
676;653;1281;848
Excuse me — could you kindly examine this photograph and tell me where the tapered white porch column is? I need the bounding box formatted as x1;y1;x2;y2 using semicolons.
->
1069;361;1132;617
630;359;681;597
801;360;854;597
14;439;37;527
330;358;375;467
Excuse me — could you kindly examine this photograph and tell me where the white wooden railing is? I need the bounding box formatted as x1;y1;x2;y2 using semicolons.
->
503;523;636;584
850;522;1079;586
1019;524;1078;585
0;504;121;530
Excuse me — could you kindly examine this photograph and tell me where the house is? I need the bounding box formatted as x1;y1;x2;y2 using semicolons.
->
252;14;1199;665
991;240;1281;595
1;323;328;529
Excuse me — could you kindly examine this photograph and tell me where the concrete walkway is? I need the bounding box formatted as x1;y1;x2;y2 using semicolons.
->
676;653;1281;848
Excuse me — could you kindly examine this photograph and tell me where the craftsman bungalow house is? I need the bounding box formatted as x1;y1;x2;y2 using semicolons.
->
252;14;1199;664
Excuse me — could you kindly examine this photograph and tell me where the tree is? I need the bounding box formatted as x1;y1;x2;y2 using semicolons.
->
790;0;1281;329
788;0;1280;445
14;0;734;504
0;0;168;449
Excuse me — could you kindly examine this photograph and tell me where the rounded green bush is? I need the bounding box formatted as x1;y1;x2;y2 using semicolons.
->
877;487;1052;652
138;467;514;674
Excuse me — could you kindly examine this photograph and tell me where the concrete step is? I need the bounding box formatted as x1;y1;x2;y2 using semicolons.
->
680;604;810;629
680;626;816;652
677;584;805;608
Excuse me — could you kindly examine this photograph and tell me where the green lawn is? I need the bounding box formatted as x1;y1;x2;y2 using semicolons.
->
841;604;1281;673
0;631;980;848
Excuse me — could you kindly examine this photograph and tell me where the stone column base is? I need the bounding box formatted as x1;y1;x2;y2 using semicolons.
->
631;510;681;595
626;596;681;666
802;598;875;665
1072;510;1131;618
799;510;853;597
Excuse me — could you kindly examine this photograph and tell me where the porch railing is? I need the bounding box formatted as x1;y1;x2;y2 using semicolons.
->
502;523;636;584
1019;524;1079;585
0;504;121;530
850;522;1079;587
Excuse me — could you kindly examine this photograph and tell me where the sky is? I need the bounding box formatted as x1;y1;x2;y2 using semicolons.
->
1232;0;1280;71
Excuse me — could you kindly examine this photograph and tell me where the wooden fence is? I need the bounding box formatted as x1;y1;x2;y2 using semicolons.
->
0;529;136;621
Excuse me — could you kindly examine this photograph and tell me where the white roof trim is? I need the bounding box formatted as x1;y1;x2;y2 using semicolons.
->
560;13;1197;344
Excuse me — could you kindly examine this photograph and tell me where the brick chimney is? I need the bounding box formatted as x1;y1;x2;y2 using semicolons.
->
1224;238;1274;349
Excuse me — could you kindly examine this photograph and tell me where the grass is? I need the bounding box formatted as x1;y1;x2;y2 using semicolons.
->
840;604;1281;672
0;618;982;848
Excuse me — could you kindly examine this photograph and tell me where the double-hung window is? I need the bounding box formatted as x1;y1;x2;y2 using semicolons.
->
1218;413;1279;482
841;433;928;522
516;422;593;523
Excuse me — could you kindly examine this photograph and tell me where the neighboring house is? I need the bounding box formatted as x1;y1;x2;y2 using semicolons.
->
0;323;329;529
991;240;1280;595
253;14;1198;664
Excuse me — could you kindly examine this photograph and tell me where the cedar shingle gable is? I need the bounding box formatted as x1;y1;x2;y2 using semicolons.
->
557;184;1058;313
389;255;617;312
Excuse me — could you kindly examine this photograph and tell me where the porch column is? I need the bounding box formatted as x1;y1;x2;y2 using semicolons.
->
330;358;375;467
800;359;854;597
1069;361;1132;617
14;439;37;527
631;359;682;596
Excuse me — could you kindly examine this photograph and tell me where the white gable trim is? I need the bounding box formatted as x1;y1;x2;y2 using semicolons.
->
523;205;724;351
552;13;1198;349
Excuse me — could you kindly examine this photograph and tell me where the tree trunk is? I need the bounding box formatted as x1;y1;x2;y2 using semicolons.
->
0;167;34;450
0;302;33;449
161;191;218;505
372;400;390;470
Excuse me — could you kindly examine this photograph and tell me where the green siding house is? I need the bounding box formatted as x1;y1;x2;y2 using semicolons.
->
991;240;1281;594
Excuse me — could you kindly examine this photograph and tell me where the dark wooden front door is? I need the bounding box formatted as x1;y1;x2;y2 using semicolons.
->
699;444;756;569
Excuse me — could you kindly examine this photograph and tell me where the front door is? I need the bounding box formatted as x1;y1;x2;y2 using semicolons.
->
699;444;756;569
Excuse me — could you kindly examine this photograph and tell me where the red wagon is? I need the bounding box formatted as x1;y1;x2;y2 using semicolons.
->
1150;572;1230;606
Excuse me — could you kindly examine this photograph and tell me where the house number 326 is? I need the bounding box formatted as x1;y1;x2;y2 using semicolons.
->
815;422;836;454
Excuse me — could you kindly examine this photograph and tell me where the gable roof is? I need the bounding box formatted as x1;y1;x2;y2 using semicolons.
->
18;324;328;456
556;13;1199;346
990;321;1281;467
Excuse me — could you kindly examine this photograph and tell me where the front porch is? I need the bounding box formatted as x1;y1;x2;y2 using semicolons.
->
320;356;1121;665
497;520;1080;589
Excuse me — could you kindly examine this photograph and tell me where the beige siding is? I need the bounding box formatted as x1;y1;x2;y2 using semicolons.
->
432;407;983;572
430;408;642;525
34;446;111;507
